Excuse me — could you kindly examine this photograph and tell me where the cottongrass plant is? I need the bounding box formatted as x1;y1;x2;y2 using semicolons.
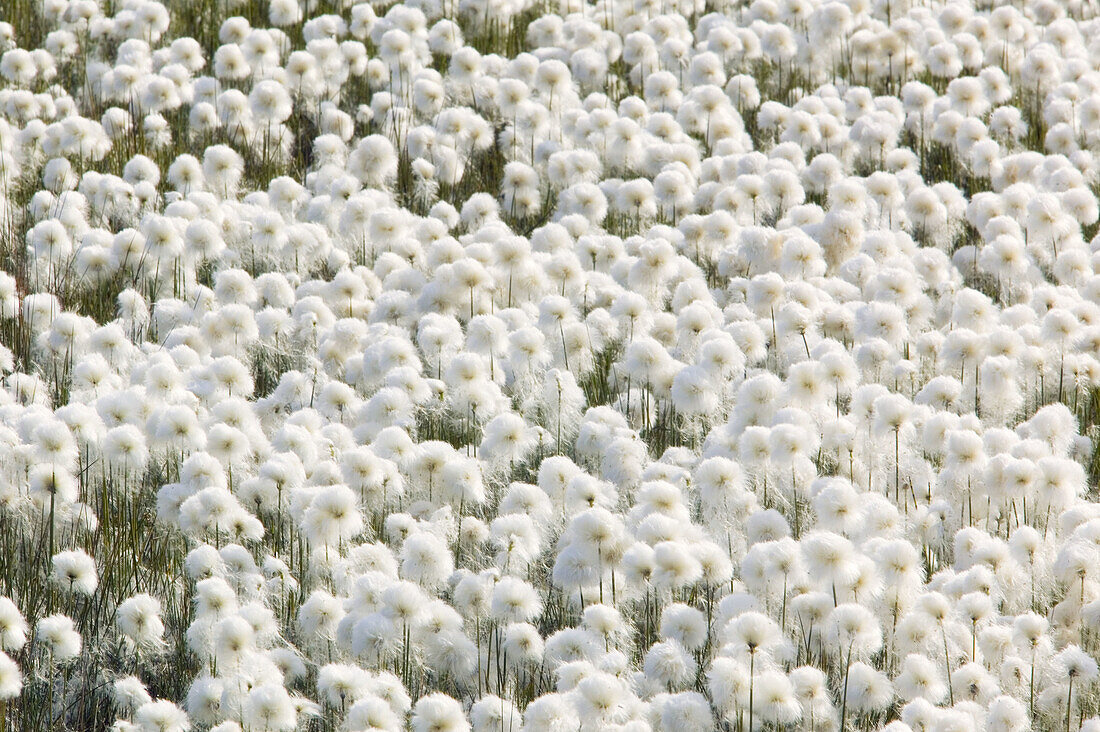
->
2;0;1100;730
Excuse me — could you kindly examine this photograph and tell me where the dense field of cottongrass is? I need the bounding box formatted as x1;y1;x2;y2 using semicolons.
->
4;0;1100;730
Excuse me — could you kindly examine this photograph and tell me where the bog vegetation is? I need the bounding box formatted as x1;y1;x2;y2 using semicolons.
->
1;0;1100;730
